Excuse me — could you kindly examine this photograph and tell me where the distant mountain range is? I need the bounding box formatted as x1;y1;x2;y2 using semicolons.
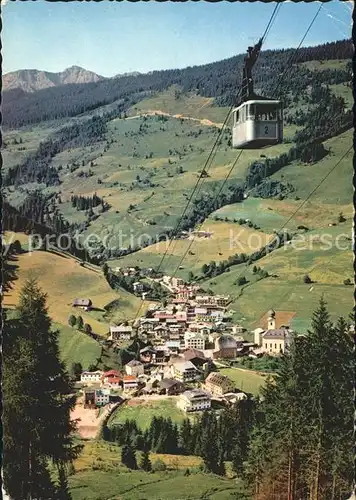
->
2;66;144;93
2;66;104;93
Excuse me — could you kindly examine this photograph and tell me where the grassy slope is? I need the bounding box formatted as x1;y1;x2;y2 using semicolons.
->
69;440;247;500
56;322;101;370
34;87;292;250
107;398;187;430
110;218;272;279
217;367;267;395
2;249;143;336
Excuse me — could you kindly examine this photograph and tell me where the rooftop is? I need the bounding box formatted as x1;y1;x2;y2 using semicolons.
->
126;360;143;367
182;389;210;401
158;378;183;389
183;348;206;361
206;372;233;387
174;360;197;371
263;328;290;339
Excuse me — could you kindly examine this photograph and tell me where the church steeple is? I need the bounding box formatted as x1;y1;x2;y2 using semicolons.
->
267;309;276;330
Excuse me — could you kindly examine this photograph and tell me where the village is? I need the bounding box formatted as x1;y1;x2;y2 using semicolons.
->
75;272;295;416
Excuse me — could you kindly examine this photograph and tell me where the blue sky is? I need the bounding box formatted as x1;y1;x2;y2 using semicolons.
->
2;0;352;76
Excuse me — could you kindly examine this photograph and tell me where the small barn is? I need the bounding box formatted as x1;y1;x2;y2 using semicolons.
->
72;298;92;310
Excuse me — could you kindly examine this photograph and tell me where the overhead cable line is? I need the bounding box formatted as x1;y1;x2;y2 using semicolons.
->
131;3;282;322
223;144;353;309
169;3;324;283
161;4;282;273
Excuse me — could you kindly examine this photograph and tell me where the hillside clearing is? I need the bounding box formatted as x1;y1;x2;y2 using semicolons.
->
108;397;186;430
217;367;267;395
57;322;101;370
2;249;143;335
111;218;272;279
70;440;246;500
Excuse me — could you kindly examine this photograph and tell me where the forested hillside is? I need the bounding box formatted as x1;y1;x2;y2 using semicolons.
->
3;39;352;128
3;38;353;330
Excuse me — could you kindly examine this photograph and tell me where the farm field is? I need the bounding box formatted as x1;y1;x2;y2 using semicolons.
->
69;469;246;500
217;367;267;396
111;218;272;279
69;440;247;500
2;248;142;335
212;198;353;233
108;397;187;430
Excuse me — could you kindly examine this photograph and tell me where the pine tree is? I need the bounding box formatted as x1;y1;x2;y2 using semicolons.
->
179;419;192;455
3;278;81;499
56;466;72;499
140;450;152;472
246;298;354;500
76;315;84;330
121;443;137;470
68;314;76;327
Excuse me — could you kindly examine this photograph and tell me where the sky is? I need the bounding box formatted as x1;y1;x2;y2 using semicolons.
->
2;0;353;76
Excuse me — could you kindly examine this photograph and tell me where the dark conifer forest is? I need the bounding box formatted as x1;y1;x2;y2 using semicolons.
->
3;39;352;128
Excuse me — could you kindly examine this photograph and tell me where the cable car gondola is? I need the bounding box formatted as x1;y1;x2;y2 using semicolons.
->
232;38;283;149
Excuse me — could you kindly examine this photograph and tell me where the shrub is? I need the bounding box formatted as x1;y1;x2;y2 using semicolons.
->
236;276;247;286
68;315;76;327
152;459;166;472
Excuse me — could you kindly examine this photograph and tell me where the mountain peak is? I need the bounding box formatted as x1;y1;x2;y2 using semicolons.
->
3;66;104;93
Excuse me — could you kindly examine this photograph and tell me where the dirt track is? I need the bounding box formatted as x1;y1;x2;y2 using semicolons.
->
127;109;224;128
71;396;115;439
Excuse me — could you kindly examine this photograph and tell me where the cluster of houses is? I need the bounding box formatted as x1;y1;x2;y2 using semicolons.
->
80;352;248;413
78;279;295;412
109;286;293;360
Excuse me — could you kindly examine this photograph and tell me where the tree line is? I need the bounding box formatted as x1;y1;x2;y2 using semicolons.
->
102;398;256;476
70;193;109;212
200;231;291;279
4;115;107;187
